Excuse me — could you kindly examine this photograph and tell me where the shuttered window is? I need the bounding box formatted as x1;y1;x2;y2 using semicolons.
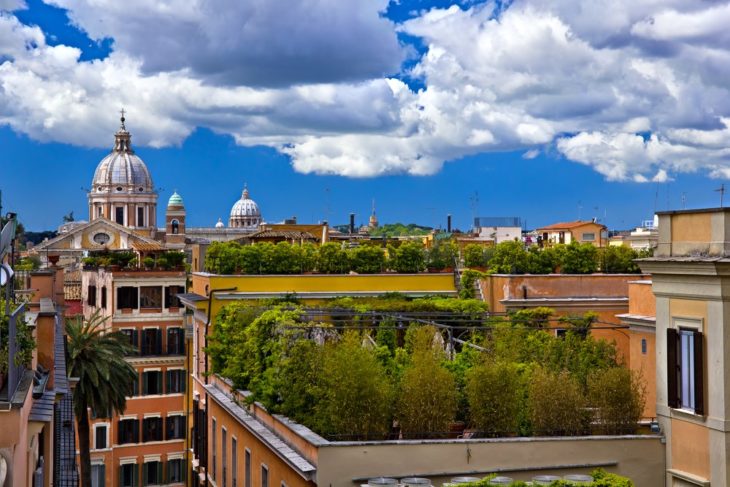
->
667;328;704;414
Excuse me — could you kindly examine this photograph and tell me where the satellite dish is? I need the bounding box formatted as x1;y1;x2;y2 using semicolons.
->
0;263;14;286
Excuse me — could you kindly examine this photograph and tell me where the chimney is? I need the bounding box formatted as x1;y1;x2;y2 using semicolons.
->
349;213;355;234
447;214;452;233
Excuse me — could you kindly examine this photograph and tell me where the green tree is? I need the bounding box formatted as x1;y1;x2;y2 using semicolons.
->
510;307;554;329
588;368;646;434
561;242;598;274
66;311;137;487
463;243;490;268
427;240;458;270
349;245;386;273
599;246;640;273
489;241;529;274
299;243;318;272
528;368;588;436
390;241;426;273
270;242;302;274
466;361;524;436
317;242;350;273
314;332;393;439
397;326;458;438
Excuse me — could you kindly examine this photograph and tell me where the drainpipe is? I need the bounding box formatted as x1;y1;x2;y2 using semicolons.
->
203;287;237;487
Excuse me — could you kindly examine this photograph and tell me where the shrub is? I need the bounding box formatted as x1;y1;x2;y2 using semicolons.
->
317;242;350;273
599;246;640;273
562;242;598;274
489;241;529;274
529;368;589;436
427;240;458;270
390;241;426;273
349;245;386;273
466;361;524;436
314;332;393;440
463;243;490;268
397;326;458;438
143;256;155;269
510;307;554;329
588;368;646;434
459;269;483;299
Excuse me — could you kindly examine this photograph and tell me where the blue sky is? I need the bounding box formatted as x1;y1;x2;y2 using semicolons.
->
2;0;730;231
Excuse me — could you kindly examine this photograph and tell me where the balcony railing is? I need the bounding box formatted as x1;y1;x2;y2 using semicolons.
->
1;301;27;404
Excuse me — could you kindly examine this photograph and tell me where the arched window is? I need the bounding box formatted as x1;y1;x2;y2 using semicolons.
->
171;219;179;234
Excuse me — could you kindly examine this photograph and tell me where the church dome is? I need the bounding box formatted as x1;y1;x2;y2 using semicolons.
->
229;186;262;229
168;191;184;207
91;116;153;193
215;218;225;228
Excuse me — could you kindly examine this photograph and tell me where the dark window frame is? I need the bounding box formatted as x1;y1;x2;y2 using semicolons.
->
667;327;704;415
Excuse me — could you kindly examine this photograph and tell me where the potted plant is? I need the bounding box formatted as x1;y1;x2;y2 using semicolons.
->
143;256;155;270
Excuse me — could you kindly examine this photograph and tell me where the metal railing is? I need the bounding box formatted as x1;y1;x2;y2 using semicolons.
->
1;301;26;402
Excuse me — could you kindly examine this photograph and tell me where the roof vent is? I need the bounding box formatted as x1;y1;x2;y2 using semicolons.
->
367;478;397;486
400;478;431;487
488;477;513;485
450;477;482;484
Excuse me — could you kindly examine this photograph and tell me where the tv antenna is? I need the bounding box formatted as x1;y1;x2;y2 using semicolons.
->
716;184;726;208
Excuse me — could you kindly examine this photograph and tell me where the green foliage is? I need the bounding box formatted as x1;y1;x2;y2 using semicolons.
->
349;245;386;273
0;298;34;371
397;326;458;438
510;307;554;329
458;469;634;486
427;240;458;270
588;368;646;434
466;361;525;436
15;255;41;271
529;368;589;436
598;246;641;273
490;241;530;274
143;256;155;269
369;223;432;237
459;269;484;299
314;332;393;440
317;242;350;274
463;243;491;268
561;242;598;274
390;241;426;273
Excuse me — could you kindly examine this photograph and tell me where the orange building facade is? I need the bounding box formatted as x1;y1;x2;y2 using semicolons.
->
81;267;187;486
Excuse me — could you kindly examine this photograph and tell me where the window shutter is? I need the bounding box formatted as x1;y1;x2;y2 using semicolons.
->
143;372;149;395
694;330;705;415
132;329;139;355
157;462;163;484
156;329;163;355
133;419;140;443
667;328;679;408
142;462;148;486
119;465;124;487
118;421;124;444
166;370;171;394
167;328;173;354
134;464;139;487
180;370;186;393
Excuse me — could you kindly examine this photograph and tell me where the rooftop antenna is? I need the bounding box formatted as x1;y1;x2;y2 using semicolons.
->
577;200;583;220
469;191;479;224
681;192;687;209
716;184;726;208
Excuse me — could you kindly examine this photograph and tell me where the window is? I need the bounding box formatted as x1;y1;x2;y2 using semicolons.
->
222;428;228;487
115;206;125;225
117;287;139;310
142;370;163;395
120;329;139;355
88;285;97;307
140;286;162;310
142;417;163;442
165;286;184;309
91;463;105;487
166;369;186;394
129;374;139;397
101;286;107;309
232;438;238;487
166;415;186;440
167;327;185;355
137;206;145;227
142;461;162;486
667;327;704;414
141;329;162;356
261;465;268;487
245;449;251;487
119;463;138;487
212;418;217;481
94;424;108;449
171;219;179;234
581;232;595;241
167;459;184;483
641;338;647;355
118;419;139;445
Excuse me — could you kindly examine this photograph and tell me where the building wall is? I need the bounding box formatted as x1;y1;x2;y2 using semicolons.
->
315;436;665;486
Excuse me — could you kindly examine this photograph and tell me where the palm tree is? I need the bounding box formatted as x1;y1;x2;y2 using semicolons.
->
66;310;137;487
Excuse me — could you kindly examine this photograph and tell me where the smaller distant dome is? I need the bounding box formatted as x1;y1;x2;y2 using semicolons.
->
229;185;262;229
215;218;224;228
168;191;184;207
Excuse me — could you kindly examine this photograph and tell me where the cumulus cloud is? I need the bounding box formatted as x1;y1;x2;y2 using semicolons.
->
2;0;730;180
45;0;405;87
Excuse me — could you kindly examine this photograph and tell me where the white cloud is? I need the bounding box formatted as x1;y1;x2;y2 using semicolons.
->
2;1;730;180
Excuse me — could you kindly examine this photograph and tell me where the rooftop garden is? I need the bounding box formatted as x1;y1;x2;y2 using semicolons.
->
463;241;651;275
81;250;186;271
207;296;644;441
0;296;34;392
205;240;458;275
